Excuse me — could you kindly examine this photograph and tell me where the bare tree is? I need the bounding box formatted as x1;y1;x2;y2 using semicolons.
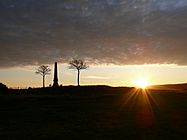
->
69;59;89;86
35;65;51;88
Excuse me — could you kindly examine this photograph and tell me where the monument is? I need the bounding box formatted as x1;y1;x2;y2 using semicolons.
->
53;62;59;87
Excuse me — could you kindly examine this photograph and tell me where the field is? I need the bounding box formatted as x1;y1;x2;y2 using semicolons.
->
0;86;187;140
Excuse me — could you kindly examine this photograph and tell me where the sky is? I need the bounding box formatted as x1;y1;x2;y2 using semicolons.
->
0;0;187;88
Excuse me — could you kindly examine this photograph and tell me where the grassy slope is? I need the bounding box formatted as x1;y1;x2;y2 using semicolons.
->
0;86;186;140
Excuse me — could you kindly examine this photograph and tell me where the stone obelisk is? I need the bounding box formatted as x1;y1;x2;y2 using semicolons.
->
53;62;59;87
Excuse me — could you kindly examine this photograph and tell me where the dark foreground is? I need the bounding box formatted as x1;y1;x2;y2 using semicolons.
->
0;86;187;140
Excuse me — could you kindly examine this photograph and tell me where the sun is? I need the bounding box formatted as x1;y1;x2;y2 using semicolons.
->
136;79;149;89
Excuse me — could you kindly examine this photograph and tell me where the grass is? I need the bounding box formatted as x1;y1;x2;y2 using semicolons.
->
0;86;186;139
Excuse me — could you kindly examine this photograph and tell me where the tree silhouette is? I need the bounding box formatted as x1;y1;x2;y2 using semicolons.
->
69;59;89;86
35;65;51;88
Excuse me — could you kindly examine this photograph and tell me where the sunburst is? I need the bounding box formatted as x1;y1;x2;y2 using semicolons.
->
136;79;149;89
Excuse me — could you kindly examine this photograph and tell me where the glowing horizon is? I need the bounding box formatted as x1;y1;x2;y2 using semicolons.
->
0;63;187;88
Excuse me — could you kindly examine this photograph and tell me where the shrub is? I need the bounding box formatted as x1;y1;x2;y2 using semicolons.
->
0;83;8;91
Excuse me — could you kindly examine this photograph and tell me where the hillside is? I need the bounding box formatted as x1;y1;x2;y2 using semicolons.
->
0;86;186;139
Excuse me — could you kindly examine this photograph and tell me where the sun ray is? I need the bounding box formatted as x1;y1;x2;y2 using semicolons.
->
119;82;160;128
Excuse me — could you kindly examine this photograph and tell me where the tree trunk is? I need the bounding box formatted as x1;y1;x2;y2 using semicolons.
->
77;70;80;86
43;75;45;88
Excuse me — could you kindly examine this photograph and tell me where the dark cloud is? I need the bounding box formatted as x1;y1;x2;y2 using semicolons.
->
0;0;187;67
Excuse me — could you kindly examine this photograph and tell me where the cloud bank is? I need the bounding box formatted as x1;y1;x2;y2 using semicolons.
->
0;0;187;67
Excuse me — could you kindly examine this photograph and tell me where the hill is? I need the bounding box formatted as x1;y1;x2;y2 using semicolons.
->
0;85;186;139
149;83;187;92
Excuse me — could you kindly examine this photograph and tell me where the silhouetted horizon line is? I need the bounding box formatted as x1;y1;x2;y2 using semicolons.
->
5;82;187;90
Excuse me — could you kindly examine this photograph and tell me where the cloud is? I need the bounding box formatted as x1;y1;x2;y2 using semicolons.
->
0;0;187;67
85;76;110;80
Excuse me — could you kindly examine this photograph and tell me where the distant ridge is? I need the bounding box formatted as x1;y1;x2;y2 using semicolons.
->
149;83;187;90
